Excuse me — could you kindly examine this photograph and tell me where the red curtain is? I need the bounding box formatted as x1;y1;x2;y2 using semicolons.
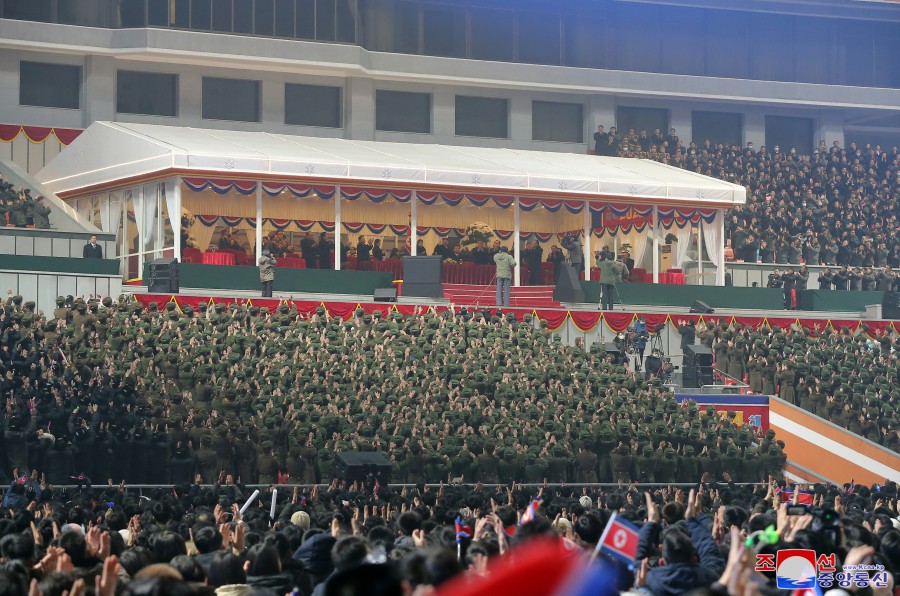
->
130;294;898;337
602;312;635;332
534;309;569;330
570;312;601;331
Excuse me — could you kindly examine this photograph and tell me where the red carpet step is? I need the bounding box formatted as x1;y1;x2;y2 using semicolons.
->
442;284;561;309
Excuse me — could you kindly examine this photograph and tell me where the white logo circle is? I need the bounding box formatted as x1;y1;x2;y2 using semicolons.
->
613;529;627;549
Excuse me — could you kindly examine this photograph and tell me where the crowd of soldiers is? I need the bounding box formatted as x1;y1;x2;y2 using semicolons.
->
616;135;900;269
0;292;781;488
0;179;52;229
690;319;900;450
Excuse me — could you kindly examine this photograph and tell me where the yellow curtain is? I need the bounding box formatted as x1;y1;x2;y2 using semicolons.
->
520;208;583;234
182;189;337;221
190;220;219;252
417;202;513;231
342;198;410;226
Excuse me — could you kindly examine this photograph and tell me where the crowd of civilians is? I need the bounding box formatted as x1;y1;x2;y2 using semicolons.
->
604;127;900;271
1;468;897;596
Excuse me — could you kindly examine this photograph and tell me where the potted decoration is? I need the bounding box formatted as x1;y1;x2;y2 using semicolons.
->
460;222;495;247
665;233;678;245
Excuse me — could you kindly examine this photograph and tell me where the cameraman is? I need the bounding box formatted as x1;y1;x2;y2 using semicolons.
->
562;234;584;278
645;348;663;377
633;316;649;369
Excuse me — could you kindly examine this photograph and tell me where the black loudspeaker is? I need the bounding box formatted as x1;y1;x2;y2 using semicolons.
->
553;264;585;303
884;292;899;320
333;452;392;484
148;258;179;293
602;342;623;363
373;288;397;303
403;256;442;284
689;300;714;314
683;344;713;387
402;256;444;298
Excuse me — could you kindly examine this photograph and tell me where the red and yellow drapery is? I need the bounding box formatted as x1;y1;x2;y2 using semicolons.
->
133;294;900;336
0;125;83;145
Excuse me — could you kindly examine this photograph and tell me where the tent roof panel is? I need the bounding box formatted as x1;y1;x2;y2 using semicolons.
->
36;122;746;207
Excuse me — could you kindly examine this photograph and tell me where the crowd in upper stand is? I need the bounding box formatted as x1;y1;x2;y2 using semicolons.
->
603;127;900;273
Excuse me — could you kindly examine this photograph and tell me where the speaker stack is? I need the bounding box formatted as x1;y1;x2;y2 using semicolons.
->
148;258;179;293
401;256;444;298
682;344;713;387
553;264;585;303
333;452;392;484
884;292;900;320
689;300;714;314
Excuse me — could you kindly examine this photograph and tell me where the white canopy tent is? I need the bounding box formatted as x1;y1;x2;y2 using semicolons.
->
36;122;745;284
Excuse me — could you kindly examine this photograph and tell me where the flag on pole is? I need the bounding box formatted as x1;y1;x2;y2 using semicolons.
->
595;512;640;565
455;517;472;544
847;479;855;495
520;499;541;524
373;478;380;499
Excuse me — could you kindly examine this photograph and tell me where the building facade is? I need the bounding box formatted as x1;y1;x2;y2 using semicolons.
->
1;0;899;175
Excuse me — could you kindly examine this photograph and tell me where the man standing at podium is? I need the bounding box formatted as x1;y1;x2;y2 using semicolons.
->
83;235;103;259
493;246;516;307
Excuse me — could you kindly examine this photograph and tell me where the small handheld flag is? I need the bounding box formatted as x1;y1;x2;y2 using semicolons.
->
455;517;472;544
520;499;541;525
594;512;640;565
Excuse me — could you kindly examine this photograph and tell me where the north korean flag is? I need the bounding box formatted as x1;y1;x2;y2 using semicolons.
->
779;489;814;506
595;512;640;565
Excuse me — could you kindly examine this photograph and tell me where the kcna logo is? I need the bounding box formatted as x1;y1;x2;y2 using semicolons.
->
755;549;887;590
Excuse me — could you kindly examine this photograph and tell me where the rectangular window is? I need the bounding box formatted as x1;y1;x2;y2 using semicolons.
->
691;111;742;148
275;0;295;37
533;101;583;143
455;96;508;139
20;61;82;109
317;0;336;41
376;90;431;133
117;71;178;117
172;0;190;27
336;0;356;43
564;12;605;69
202;77;261;122
120;0;147;27
393;1;419;54
296;0;315;38
234;0;253;33
518;11;560;65
285;83;342;128
765;115;813;156
212;0;232;31
3;0;52;22
148;0;169;26
191;0;211;29
423;4;466;58
616;106;668;141
255;0;275;35
471;7;514;62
